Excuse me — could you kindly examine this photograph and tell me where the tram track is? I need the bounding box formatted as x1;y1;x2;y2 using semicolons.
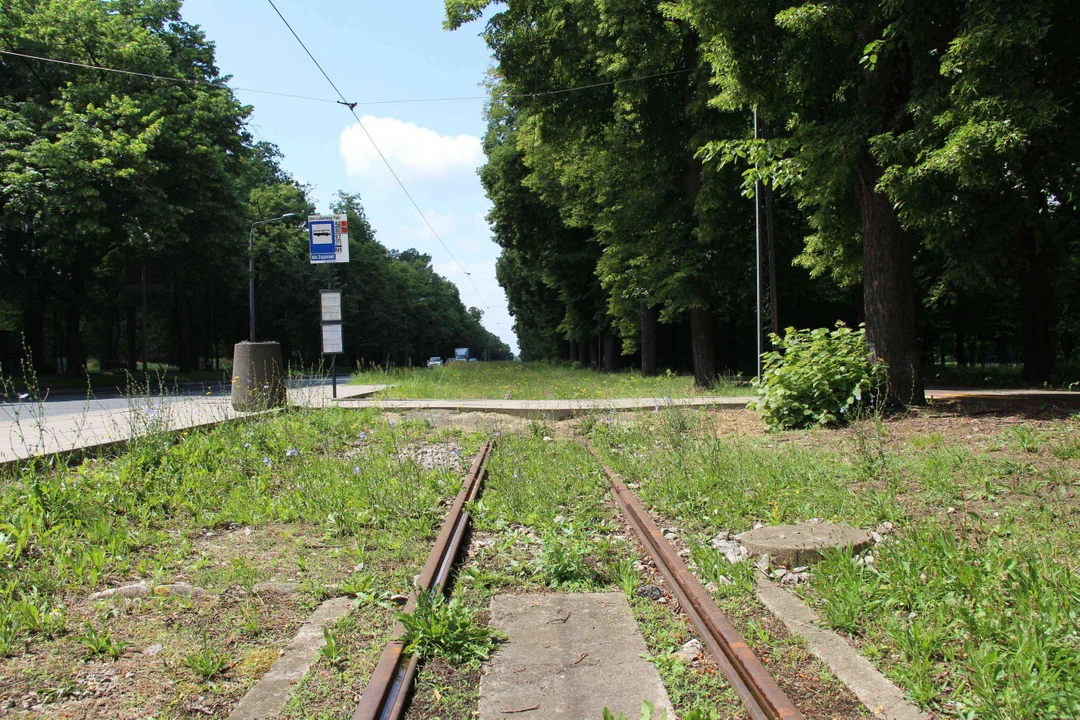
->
352;440;494;720
352;436;803;720
586;442;804;720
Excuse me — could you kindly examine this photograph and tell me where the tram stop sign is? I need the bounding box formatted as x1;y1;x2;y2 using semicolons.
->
308;214;350;264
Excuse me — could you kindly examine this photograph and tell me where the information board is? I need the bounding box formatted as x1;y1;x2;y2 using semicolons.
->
321;323;343;355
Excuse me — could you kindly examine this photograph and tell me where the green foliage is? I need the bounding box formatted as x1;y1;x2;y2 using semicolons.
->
181;643;231;681
814;525;1080;716
750;323;887;430
536;522;605;590
79;622;129;661
319;627;344;669
397;591;500;667
602;701;715;720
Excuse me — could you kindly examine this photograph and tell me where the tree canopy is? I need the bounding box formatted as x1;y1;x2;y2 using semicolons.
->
448;0;1079;393
0;0;507;377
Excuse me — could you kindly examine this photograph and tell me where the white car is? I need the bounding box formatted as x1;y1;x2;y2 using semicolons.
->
427;357;443;367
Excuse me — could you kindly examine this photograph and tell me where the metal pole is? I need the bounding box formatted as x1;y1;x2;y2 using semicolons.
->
328;264;336;399
754;108;763;383
248;224;256;343
141;264;148;375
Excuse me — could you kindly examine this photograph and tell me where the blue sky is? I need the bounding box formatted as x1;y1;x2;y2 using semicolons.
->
180;0;519;353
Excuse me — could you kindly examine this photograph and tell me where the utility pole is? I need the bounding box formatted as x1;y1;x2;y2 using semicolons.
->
754;109;764;383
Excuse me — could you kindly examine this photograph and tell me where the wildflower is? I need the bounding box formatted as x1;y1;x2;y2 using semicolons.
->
654;405;660;413
359;432;366;439
262;457;272;467
286;448;299;457
513;472;518;479
243;442;251;449
353;466;361;475
17;392;29;400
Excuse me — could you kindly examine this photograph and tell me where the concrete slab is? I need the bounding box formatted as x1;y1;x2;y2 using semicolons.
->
338;395;750;419
756;579;928;720
736;523;872;567
230;596;352;719
480;592;673;720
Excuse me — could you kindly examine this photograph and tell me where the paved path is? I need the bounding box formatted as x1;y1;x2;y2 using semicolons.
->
0;378;358;465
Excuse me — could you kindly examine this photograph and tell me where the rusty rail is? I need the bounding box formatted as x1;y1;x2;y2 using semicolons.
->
586;443;804;720
352;439;494;720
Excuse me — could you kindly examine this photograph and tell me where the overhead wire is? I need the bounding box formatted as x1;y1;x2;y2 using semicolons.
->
0;48;340;103
0;49;705;108
264;0;494;316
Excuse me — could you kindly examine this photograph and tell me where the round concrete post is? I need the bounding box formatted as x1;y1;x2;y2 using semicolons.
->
231;342;288;411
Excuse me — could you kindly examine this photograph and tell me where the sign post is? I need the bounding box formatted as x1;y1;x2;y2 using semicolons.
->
320;290;343;399
310;214;350;399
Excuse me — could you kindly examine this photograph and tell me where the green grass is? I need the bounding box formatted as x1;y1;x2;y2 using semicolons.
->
0;407;482;718
590;408;1080;718
351;361;751;400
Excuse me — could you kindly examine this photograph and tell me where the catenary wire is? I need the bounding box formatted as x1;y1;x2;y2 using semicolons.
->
0;49;340;103
264;0;491;312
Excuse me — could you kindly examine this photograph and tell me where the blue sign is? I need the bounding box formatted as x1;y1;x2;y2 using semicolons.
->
309;219;337;262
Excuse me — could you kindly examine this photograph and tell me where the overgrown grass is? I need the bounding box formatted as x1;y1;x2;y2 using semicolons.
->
0;407;481;717
351;361;750;400
590;407;1080;718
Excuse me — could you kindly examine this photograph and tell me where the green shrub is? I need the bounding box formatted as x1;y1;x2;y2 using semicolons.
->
750;322;887;430
397;591;501;666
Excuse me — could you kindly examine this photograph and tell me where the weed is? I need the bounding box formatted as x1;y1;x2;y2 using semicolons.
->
181;642;231;680
79;622;129;660
319;627;344;668
613;558;639;596
397;591;501;667
536;523;605;589
239;601;260;637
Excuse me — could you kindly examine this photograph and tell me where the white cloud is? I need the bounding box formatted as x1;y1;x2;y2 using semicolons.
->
340;116;483;180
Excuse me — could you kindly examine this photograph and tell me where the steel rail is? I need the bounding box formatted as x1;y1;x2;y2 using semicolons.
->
586;443;804;720
352;439;494;720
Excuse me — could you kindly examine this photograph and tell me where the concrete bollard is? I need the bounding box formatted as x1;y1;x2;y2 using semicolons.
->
231;342;288;411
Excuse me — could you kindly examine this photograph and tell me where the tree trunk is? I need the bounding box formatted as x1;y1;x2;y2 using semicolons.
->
126;304;138;372
21;300;46;373
602;331;619;373
1019;224;1054;383
689;306;715;388
587;337;596;368
855;150;924;404
569;339;578;363
174;271;193;373
640;302;658;376
64;303;84;378
954;324;967;366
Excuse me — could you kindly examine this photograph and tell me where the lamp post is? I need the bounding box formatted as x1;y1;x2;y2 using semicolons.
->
248;213;296;342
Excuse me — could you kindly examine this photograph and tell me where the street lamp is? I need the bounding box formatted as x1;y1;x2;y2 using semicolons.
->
248;213;296;342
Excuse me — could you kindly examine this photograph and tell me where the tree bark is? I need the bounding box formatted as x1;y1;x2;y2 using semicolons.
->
855;150;924;404
64;303;84;378
126;304;138;372
640;302;658;376
587;337;596;368
954;323;967;366
568;339;578;363
602;331;619;373
1019;224;1054;383
21;300;46;373
689;306;716;388
174;270;193;373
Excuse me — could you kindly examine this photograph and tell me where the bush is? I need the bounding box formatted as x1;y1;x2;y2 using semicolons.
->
750;323;886;430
